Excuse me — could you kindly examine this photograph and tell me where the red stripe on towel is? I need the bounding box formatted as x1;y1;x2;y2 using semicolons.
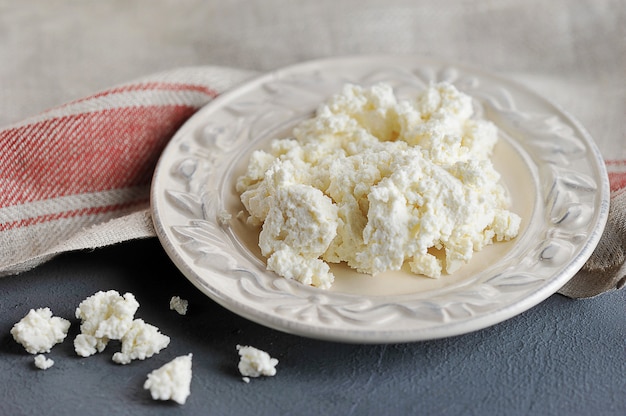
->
0;105;196;208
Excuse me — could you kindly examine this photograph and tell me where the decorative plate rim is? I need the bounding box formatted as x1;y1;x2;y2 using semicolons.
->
150;55;610;343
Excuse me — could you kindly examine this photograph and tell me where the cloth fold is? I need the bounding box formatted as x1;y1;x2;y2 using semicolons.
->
0;66;624;298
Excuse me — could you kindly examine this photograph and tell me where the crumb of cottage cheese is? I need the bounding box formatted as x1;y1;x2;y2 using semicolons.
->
217;209;232;226
236;345;278;378
74;290;140;357
112;319;170;365
144;354;193;405
34;354;54;370
236;82;521;288
11;308;70;354
73;290;170;364
169;296;188;315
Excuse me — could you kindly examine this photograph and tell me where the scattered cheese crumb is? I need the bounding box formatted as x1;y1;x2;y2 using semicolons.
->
112;319;170;364
74;290;139;357
217;209;232;225
237;82;521;287
144;354;193;405
34;354;55;370
11;308;70;354
242;376;250;383
11;290;183;402
169;296;188;315
73;290;171;364
236;345;278;378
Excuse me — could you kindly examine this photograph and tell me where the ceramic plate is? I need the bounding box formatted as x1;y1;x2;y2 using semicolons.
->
150;56;609;343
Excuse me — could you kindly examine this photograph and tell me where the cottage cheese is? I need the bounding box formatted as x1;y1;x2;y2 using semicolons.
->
73;290;171;364
237;82;521;288
11;308;70;354
112;319;170;364
34;354;54;370
74;290;140;357
169;296;188;315
236;345;278;378
144;354;193;405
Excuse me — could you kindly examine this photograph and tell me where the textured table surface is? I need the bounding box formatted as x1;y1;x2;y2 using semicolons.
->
1;239;624;416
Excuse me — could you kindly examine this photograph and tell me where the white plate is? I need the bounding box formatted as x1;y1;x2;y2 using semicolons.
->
150;56;609;343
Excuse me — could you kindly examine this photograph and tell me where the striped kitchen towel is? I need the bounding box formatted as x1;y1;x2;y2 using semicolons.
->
0;66;254;275
0;66;623;298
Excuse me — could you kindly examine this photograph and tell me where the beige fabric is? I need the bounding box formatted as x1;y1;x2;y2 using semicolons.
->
5;211;155;276
2;0;624;154
560;190;626;298
0;0;624;298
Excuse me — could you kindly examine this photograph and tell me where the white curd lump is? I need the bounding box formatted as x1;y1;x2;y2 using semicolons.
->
34;354;54;370
237;82;521;288
112;319;171;364
169;296;189;315
74;290;140;357
74;290;170;363
11;307;70;354
144;354;193;405
236;345;278;378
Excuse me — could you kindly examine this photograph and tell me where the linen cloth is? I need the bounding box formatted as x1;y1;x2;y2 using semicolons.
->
0;0;624;298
